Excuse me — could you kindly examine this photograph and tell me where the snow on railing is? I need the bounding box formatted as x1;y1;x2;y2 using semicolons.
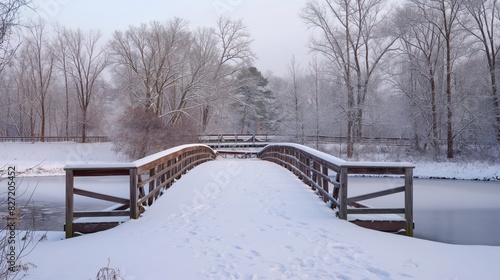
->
64;144;216;238
258;143;415;236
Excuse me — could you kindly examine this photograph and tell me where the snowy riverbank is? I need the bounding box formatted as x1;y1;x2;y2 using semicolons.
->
0;142;127;176
1;142;498;181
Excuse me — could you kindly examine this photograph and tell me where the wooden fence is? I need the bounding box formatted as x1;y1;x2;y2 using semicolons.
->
64;144;216;238
258;144;415;236
0;136;109;143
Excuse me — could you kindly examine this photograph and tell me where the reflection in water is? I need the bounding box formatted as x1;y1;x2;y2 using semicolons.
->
2;175;126;232
15;200;66;231
14;200;107;232
349;177;500;246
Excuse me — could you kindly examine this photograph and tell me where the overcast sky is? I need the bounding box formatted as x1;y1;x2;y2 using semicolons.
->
28;0;311;77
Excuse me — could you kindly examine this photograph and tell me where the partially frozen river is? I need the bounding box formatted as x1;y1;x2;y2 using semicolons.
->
349;177;500;246
2;175;499;246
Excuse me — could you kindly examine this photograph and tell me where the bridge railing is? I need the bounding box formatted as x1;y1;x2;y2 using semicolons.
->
64;144;216;238
258;143;415;236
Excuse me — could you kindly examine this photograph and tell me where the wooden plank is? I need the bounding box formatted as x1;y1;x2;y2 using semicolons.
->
347;208;406;215
130;168;139;219
73;168;131;177
65;169;74;239
73;210;130;218
350;220;407;233
345;166;407;175
338;167;348;220
405;168;414;237
73;188;129;205
347;186;405;204
322;165;329;204
148;167;156;206
70;222;122;234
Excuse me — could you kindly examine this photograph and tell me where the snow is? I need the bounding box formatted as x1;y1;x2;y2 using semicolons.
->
263;143;348;167
0;142;127;176
16;159;500;279
413;161;500;181
131;144;213;168
1;142;499;278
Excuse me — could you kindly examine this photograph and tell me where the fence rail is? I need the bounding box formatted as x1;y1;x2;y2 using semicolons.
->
0;136;109;143
0;134;411;146
64;144;216;238
258;143;415;236
198;134;412;146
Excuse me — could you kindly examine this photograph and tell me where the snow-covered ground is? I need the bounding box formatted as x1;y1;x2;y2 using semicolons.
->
0;142;127;176
1;142;499;278
16;159;500;279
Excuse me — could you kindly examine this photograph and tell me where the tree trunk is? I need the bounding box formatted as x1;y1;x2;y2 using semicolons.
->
40;101;45;142
430;70;439;152
202;105;210;133
346;2;354;158
446;39;453;159
81;108;87;143
491;68;500;142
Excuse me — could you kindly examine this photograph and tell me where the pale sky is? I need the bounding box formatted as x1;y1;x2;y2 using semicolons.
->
27;0;311;76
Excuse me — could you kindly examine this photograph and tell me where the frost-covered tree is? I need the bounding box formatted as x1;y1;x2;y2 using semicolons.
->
232;66;276;134
462;0;500;143
301;0;396;157
0;0;30;72
393;3;445;152
22;19;55;141
200;16;255;133
64;28;109;143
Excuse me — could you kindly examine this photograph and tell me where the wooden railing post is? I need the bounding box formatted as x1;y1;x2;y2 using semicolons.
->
65;169;74;238
322;165;329;204
148;167;156;206
130;168;139;219
405;167;414;237
305;157;311;186
312;161;319;191
338;166;348;220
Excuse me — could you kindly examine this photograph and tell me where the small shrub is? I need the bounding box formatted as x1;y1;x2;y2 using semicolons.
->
96;258;125;280
111;107;199;160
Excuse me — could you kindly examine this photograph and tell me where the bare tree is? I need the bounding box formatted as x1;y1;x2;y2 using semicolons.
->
200;16;255;132
410;0;463;158
301;0;395;158
462;0;500;142
309;56;322;149
65;28;109;143
287;56;305;142
0;0;31;72
21;18;55;141
52;24;72;138
394;4;444;152
110;19;189;120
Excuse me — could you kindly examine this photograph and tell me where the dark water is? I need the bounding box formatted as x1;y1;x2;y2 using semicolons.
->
2;176;499;246
349;177;500;246
1;176;128;231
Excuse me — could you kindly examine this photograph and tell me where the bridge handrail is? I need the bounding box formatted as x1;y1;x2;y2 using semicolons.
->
258;143;415;236
64;144;216;238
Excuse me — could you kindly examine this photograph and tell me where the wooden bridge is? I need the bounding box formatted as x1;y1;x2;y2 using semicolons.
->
64;143;414;238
